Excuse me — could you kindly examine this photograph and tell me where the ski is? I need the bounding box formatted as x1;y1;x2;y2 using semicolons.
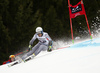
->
7;56;23;67
7;60;20;67
23;54;35;62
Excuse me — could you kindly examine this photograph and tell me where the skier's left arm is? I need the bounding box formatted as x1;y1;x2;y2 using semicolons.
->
45;33;53;52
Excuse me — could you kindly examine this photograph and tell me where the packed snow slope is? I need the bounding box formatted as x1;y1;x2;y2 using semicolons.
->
0;38;100;73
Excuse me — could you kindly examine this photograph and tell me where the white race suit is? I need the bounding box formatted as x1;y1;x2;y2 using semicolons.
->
22;32;52;60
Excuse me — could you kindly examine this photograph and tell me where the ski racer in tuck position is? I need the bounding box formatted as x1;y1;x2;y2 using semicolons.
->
22;27;53;61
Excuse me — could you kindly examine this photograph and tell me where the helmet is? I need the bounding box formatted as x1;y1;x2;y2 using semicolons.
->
9;55;15;58
36;27;43;34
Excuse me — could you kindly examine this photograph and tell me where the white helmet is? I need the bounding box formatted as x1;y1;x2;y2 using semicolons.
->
36;27;43;34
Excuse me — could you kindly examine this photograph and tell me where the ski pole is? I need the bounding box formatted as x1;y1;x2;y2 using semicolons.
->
15;49;28;56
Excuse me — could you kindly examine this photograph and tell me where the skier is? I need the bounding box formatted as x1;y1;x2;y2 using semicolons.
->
3;55;15;65
22;27;53;61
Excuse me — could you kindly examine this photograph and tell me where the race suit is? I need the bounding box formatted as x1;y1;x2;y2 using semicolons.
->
2;59;12;65
22;32;52;60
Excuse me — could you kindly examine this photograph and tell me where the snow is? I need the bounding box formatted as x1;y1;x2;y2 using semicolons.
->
0;38;100;73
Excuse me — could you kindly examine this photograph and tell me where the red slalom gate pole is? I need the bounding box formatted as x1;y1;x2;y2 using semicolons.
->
68;0;74;44
70;18;74;43
84;14;92;39
81;0;92;39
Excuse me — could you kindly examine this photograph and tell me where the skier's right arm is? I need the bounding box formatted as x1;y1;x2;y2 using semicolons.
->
28;34;37;51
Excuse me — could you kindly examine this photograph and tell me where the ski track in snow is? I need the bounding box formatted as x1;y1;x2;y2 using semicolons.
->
0;38;100;73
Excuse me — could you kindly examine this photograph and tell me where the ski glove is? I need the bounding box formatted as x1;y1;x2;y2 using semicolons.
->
47;41;53;52
28;45;32;52
47;46;52;52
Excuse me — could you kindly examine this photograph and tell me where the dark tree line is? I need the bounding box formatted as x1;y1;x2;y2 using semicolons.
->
0;0;100;64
